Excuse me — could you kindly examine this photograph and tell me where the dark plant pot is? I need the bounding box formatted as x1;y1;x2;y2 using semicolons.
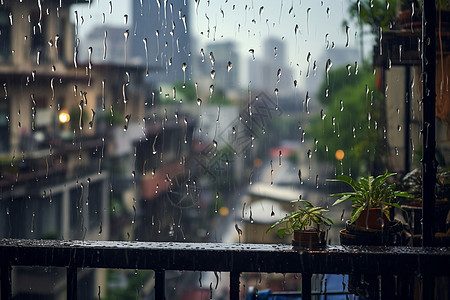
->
354;207;390;230
292;230;326;248
340;220;405;246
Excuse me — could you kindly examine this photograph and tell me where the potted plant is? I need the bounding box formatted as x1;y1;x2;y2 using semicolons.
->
399;167;450;245
329;171;412;230
266;199;333;248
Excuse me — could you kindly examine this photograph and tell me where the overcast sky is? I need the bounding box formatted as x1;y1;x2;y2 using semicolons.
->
71;0;366;89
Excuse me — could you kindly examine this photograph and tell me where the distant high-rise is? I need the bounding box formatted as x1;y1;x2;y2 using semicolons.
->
194;41;240;94
82;25;129;64
130;1;192;83
249;37;293;97
264;37;287;65
306;47;360;99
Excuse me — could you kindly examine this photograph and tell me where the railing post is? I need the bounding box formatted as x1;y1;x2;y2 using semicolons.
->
230;271;240;300
155;269;165;300
404;66;411;173
421;0;437;295
422;272;435;300
302;272;312;300
1;263;12;300
67;266;77;300
421;0;437;248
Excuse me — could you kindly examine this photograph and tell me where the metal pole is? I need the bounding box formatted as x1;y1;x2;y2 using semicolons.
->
1;263;12;300
405;66;411;173
421;0;437;247
421;0;437;294
155;269;165;300
67;266;77;300
230;271;240;300
302;272;312;300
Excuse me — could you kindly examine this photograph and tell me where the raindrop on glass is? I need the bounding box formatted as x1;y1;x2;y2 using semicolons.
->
227;61;232;72
249;49;255;60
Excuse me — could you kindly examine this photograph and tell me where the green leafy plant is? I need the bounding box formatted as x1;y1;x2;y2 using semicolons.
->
266;200;333;238
400;167;450;203
329;171;413;224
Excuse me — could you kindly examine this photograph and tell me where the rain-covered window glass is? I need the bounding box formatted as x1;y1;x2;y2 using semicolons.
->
1;0;449;298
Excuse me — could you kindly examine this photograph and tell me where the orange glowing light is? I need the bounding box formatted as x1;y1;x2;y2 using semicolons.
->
335;149;345;160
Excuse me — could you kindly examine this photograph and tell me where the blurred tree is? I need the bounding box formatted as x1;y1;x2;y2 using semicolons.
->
344;0;399;32
308;63;387;178
160;82;233;106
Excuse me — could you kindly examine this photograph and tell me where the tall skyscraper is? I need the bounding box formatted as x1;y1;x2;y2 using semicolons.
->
130;0;192;83
249;37;294;97
194;41;240;94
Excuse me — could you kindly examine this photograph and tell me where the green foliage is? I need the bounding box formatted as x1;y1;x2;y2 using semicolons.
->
69;106;88;131
161;82;233;105
97;109;125;126
329;171;413;223
400;167;450;202
266;200;333;238
308;63;384;177
344;0;398;32
105;270;152;300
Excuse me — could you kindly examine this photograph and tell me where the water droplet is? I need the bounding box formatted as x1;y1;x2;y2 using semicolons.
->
306;7;311;34
305;92;310;114
181;14;187;33
346;64;352;76
209;51;215;66
249;49;255;60
89;109;95;129
306;52;311;77
259;6;264;16
200;48;205;62
88;47;93;70
227;61;232;72
124;114;131;131
235;224;243;236
345;26;350;47
326;59;333;84
31;212;35;233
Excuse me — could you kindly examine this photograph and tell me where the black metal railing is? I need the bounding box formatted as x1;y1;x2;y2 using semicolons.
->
1;239;449;299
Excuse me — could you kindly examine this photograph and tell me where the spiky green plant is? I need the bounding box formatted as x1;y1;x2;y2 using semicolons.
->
266;200;333;238
329;171;413;224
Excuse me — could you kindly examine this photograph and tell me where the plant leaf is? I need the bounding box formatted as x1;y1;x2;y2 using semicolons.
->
331;194;353;206
351;205;366;223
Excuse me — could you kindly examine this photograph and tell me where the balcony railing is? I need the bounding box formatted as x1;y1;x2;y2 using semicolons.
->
1;239;449;299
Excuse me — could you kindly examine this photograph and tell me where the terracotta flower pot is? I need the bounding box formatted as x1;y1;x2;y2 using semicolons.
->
354;207;389;230
292;230;326;248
